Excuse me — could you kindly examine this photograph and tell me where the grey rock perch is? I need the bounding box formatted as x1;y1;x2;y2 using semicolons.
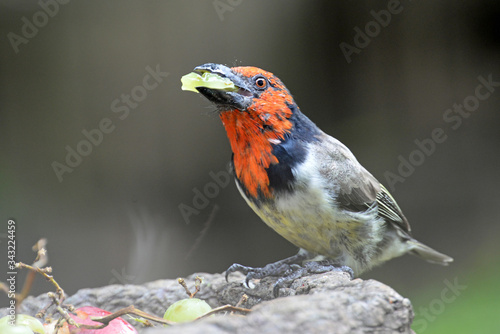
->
1;271;414;333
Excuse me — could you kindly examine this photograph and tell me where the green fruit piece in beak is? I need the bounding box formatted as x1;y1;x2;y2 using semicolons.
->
181;72;238;93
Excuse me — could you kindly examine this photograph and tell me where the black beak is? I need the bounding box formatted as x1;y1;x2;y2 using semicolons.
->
193;63;252;111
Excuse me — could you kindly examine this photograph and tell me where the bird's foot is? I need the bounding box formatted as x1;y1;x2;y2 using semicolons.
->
225;253;353;298
272;261;354;297
225;252;306;288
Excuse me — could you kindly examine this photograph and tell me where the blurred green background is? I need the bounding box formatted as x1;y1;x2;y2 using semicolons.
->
1;1;499;332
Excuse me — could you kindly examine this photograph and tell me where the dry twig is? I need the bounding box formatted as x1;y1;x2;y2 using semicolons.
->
77;305;175;330
197;304;251;320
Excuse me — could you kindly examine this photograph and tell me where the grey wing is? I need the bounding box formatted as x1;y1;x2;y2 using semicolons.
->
315;134;411;234
375;184;411;233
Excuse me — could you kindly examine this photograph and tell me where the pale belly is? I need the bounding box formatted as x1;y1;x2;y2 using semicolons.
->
236;180;387;269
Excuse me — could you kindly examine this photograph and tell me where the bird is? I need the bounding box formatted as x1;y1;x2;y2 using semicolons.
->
181;63;453;296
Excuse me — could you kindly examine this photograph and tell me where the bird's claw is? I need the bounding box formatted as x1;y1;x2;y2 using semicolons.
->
225;260;354;298
225;262;296;288
272;262;354;297
225;263;251;282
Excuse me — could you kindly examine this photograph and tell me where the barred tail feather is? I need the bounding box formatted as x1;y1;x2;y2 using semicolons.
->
407;239;454;265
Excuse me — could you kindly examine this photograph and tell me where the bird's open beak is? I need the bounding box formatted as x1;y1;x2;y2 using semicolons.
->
182;63;252;110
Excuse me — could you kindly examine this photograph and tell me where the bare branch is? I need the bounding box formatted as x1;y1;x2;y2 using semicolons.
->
197;304;251;320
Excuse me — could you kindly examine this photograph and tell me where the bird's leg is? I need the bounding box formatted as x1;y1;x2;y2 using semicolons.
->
226;250;354;297
225;250;310;287
272;260;354;296
226;250;355;297
303;259;354;277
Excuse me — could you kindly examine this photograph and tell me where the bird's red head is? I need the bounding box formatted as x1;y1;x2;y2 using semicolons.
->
192;63;300;199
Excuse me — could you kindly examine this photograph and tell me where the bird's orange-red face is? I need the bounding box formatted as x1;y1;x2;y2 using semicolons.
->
193;64;296;198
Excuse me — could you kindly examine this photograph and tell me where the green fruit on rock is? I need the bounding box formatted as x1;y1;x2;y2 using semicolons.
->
0;314;45;334
163;298;212;323
0;325;34;334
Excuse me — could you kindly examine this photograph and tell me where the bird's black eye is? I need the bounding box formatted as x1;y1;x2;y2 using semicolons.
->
254;76;267;89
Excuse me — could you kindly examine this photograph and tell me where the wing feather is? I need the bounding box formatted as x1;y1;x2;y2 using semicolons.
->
313;134;411;233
